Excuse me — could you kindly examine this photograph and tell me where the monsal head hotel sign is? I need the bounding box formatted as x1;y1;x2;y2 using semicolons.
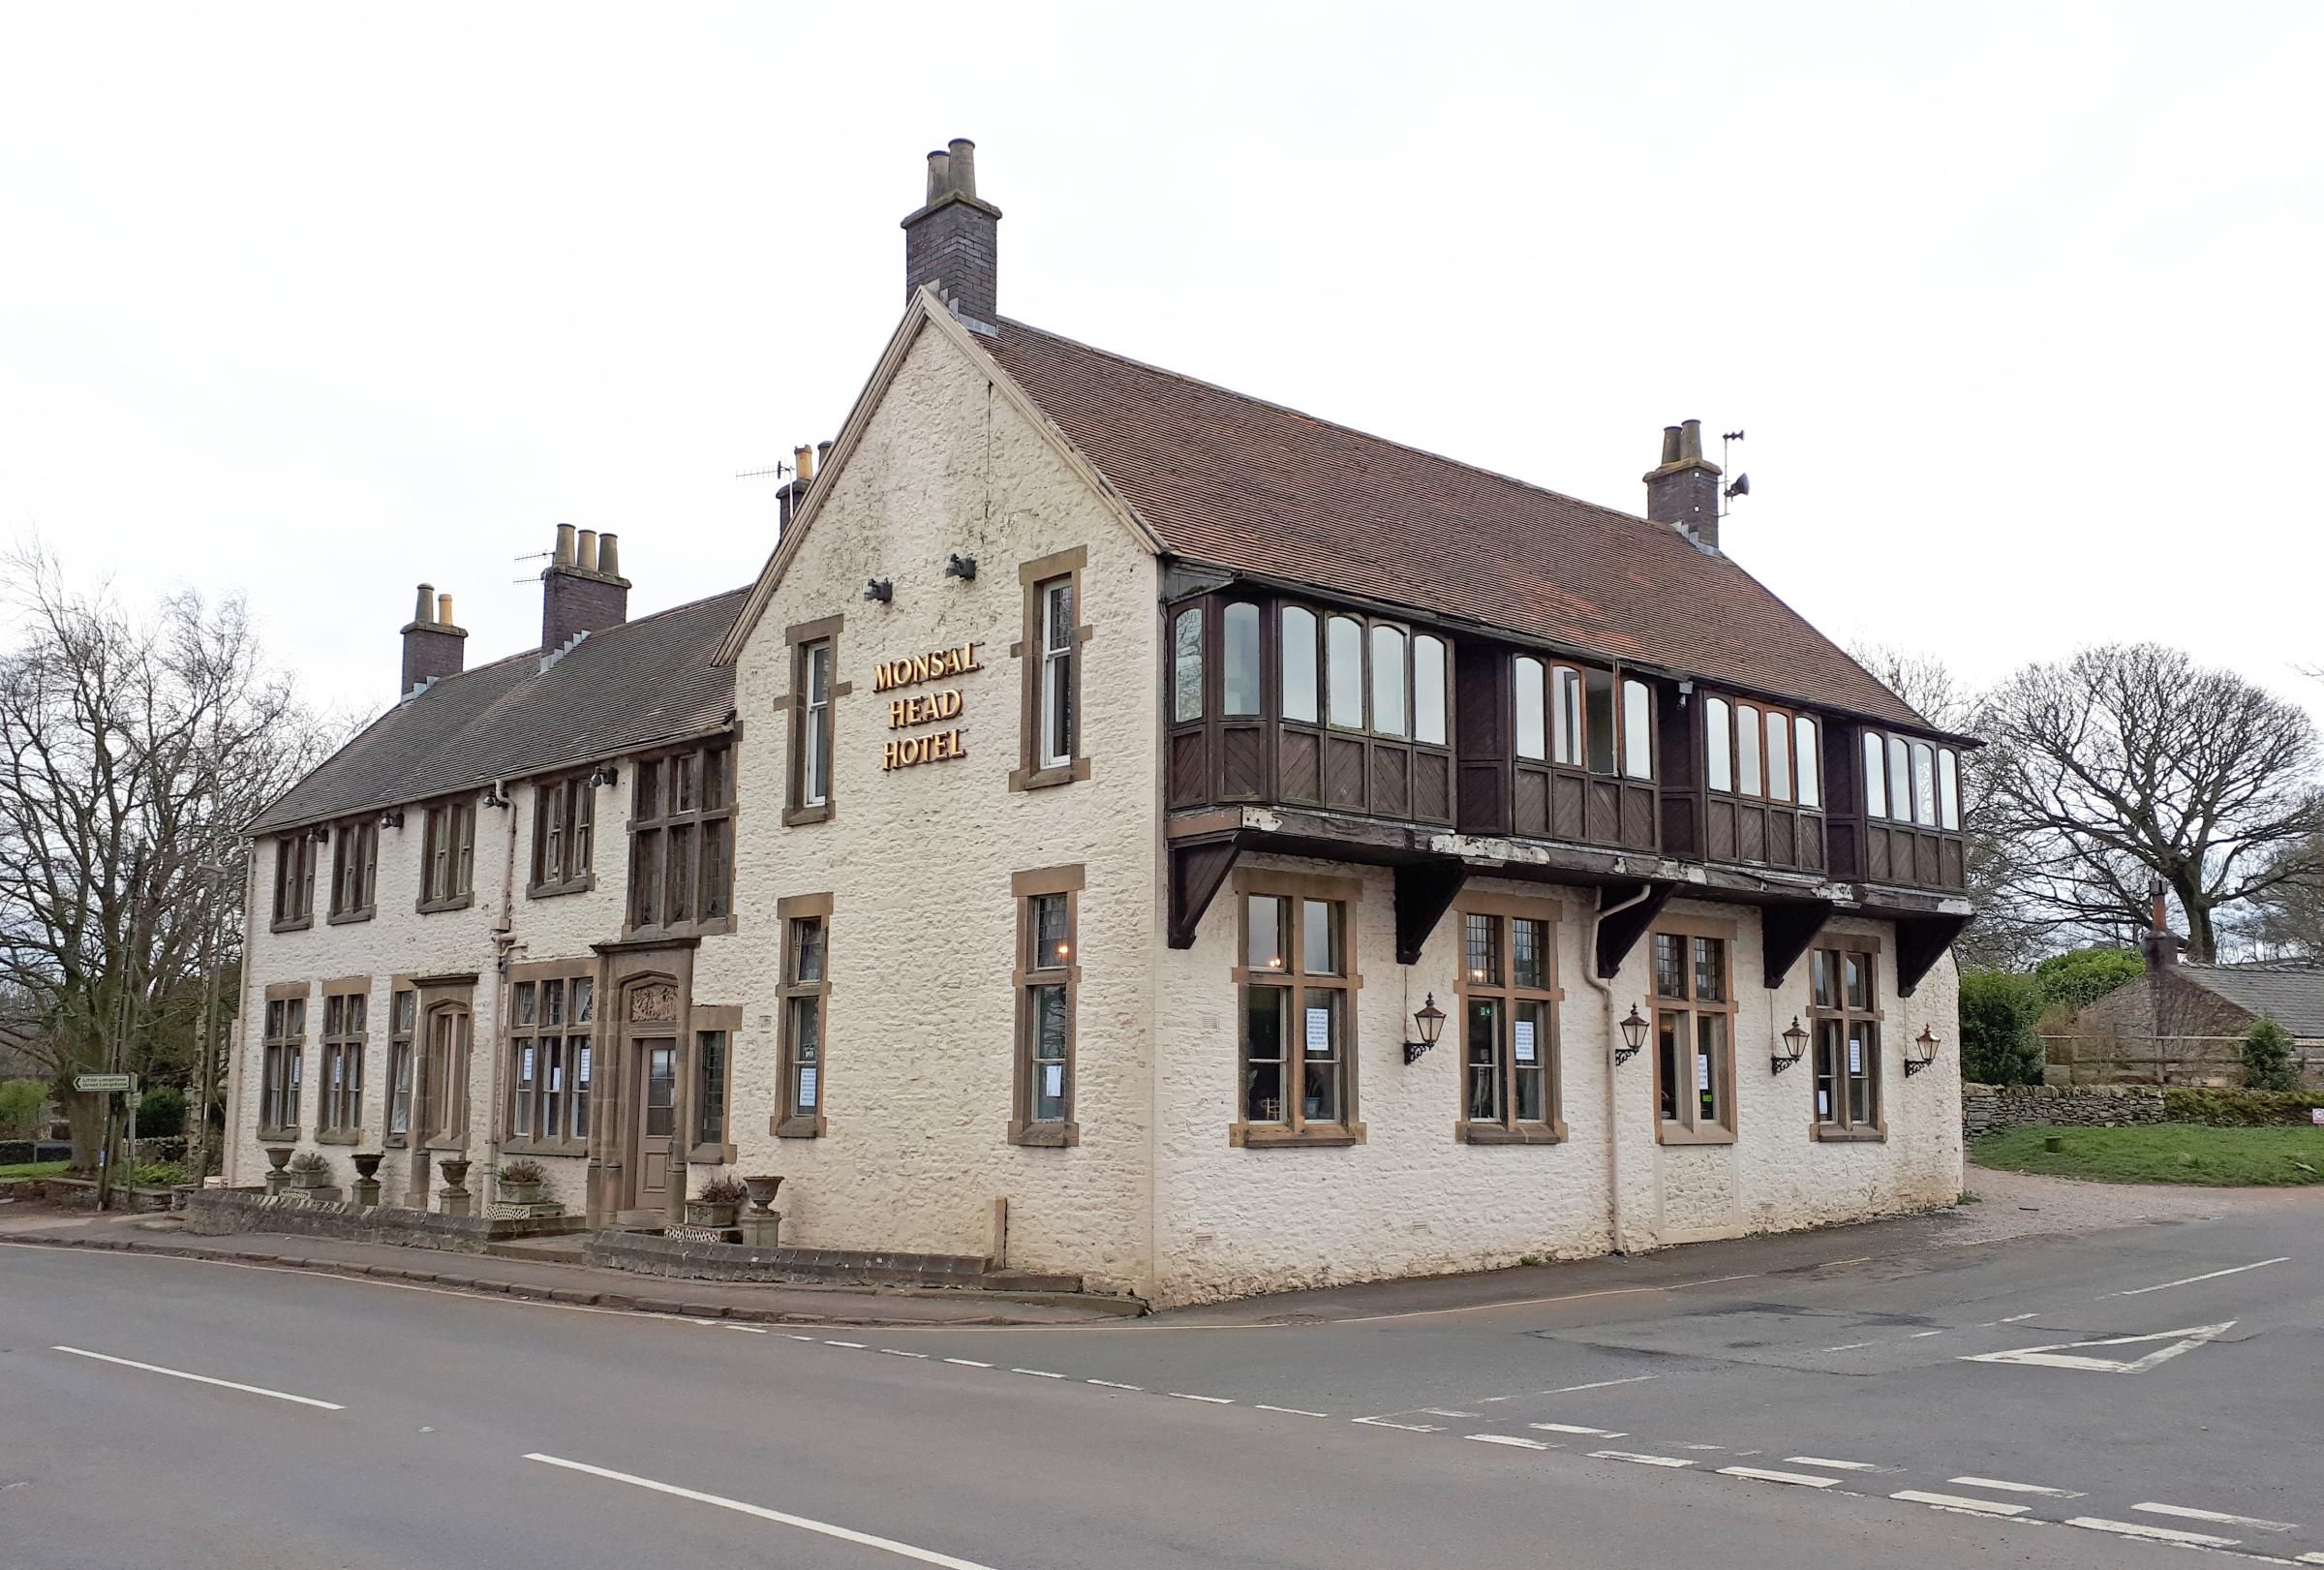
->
875;641;981;771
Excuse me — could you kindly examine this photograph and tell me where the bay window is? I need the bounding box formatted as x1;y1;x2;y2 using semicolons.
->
1859;728;1962;831
1223;602;1261;717
1706;695;1820;808
1514;659;1651;779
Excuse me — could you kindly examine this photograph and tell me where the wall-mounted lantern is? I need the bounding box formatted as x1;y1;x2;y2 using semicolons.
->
1906;1025;1941;1077
945;553;978;582
377;808;405;830
1402;994;1447;1065
1616;1005;1649;1065
1774;1015;1808;1074
588;764;621;789
864;577;893;603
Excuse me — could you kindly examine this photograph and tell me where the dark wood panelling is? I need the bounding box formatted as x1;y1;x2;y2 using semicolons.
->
1414;753;1450;822
1738;807;1765;864
1222;725;1265;799
1281;728;1320;803
1371;744;1412;819
1323;736;1365;810
1169;731;1207;809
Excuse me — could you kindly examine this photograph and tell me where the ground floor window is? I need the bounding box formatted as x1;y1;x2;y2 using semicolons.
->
507;972;593;1147
775;894;832;1137
1650;926;1735;1143
1811;944;1883;1137
1011;866;1083;1144
319;986;367;1136
1234;875;1361;1144
260;992;306;1133
386;987;415;1139
1455;901;1565;1141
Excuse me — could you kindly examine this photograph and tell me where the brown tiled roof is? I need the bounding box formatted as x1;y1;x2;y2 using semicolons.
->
986;319;1931;730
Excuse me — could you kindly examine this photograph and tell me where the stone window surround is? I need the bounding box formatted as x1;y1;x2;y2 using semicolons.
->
415;796;476;914
1808;932;1888;1144
689;1002;742;1165
271;831;317;933
258;978;310;1141
1648;915;1740;1147
1009;547;1094;792
412;973;478;1154
383;974;416;1149
1452;892;1572;1146
780;615;850;827
1009;864;1084;1148
528;773;598;900
625;731;740;939
327;819;378;924
1228;866;1367;1149
315;974;370;1145
502;957;599;1158
772;892;833;1139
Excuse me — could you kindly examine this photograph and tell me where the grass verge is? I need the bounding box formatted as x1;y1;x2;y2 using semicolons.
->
1971;1124;2324;1186
0;1159;69;1181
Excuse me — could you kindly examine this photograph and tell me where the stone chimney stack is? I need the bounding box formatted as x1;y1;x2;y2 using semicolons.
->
2139;877;2184;970
400;582;467;697
901;137;1001;330
540;523;631;654
1644;419;1724;549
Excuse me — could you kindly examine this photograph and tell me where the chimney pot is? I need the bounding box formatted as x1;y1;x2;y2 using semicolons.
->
947;138;977;198
576;528;598;572
596;533;619;579
816;440;833;473
902;135;1000;324
1678;418;1704;464
555;522;576;567
400;582;466;695
795;444;814;483
413;582;435;624
1660;426;1683;466
1643;417;1724;550
438;592;454;626
926;149;951;204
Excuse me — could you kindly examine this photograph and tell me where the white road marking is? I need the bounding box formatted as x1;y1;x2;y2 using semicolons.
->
2134;1502;2299;1532
1478;1395;1511;1403
1949;1476;2083;1497
1545;1375;1660;1394
1593;1450;1694;1468
2001;1312;2039;1322
1256;1404;1330;1418
878;1349;928;1359
824;1340;867;1349
1468;1434;1552;1450
1680;1444;1727;1452
1422;1407;1479;1418
1908;1330;1945;1339
1821;1342;1874;1352
784;1333;817;1341
1169;1393;1234;1404
1717;1466;1840;1489
1961;1321;2235;1374
2296;1554;2324;1565
1353;1415;1442;1431
2114;1257;2290;1298
1786;1456;1885;1472
50;1346;344;1410
1011;1369;1066;1379
1891;1490;2031;1517
1085;1379;1141;1391
721;1324;770;1334
1530;1422;1627;1436
2065;1516;2239;1548
942;1358;992;1369
526;1454;1000;1569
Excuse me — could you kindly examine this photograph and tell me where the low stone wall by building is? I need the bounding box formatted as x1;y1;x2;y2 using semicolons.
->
1962;1083;2168;1140
585;1228;1004;1288
183;1187;587;1251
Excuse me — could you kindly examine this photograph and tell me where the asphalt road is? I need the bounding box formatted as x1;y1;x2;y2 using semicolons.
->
2;1193;2318;1569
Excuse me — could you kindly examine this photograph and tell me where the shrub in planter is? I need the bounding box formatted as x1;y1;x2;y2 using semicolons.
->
285;1151;329;1188
497;1157;548;1205
687;1173;749;1228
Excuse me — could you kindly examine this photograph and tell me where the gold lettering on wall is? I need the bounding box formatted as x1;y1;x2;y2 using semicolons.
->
876;641;980;773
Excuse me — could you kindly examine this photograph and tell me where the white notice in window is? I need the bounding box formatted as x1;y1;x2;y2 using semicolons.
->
798;1066;818;1109
521;1045;535;1080
1849;1037;1862;1075
1305;1007;1331;1056
1514;1020;1537;1063
1818;1089;1830;1117
1044;1063;1064;1098
1697;1054;1710;1092
550;1063;563;1092
578;1046;592;1082
331;1058;342;1086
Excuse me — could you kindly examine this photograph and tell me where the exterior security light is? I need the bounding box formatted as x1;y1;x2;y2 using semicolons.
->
1775;1015;1808;1074
1402;994;1447;1065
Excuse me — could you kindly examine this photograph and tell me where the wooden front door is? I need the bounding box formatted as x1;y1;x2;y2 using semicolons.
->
632;1037;678;1212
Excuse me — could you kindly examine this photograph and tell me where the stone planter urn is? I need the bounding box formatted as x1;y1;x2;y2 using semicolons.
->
262;1145;293;1196
350;1151;384;1209
438;1156;474;1218
741;1175;783;1212
286;1158;329;1190
684;1199;741;1229
739;1176;783;1247
500;1179;545;1207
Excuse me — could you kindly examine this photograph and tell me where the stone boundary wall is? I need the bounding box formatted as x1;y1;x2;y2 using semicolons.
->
1962;1083;2167;1139
586;1228;998;1288
182;1187;586;1252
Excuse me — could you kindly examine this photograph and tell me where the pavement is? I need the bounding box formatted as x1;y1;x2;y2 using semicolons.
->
3;1171;2319;1568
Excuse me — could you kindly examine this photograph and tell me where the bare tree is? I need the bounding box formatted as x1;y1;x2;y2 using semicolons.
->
0;548;338;1165
1978;642;2324;962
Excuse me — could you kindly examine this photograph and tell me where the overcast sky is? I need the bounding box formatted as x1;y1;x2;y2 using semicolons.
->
4;2;2319;729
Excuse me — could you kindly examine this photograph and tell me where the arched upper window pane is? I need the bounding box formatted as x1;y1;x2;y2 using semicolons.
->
1223;602;1261;717
1514;658;1546;759
1552;667;1584;767
1413;636;1447;745
1795;718;1821;809
1622;680;1652;781
1172;607;1204;723
1938;747;1960;830
1706;697;1732;791
1862;730;1888;817
1584;671;1617;775
1281;607;1319;723
1737;704;1763;796
1765;710;1791;801
1327;615;1364;728
1911;740;1938;826
1370;626;1407;736
1888;735;1912;823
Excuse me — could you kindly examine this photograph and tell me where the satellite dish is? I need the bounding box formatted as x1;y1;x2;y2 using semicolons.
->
1726;473;1751;500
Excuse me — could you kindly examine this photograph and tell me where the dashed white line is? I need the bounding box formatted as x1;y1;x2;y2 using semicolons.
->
1908;1330;1945;1339
526;1454;1000;1569
1948;1476;2084;1498
2066;1517;2239;1549
1352;1416;1442;1432
1679;1444;1727;1452
1256;1404;1330;1418
1011;1369;1066;1379
720;1324;771;1334
878;1349;928;1359
1422;1407;1480;1418
2133;1502;2299;1533
1530;1422;1626;1436
1085;1379;1141;1391
50;1346;344;1411
942;1358;992;1369
824;1340;867;1349
1891;1491;2030;1517
1717;1466;1840;1489
1545;1375;1660;1394
1786;1456;1885;1472
1821;1342;1874;1352
1592;1450;1694;1468
2114;1257;2290;1298
2295;1553;2324;1565
1468;1433;1553;1450
783;1333;818;1341
1169;1393;1234;1404
2001;1312;2039;1323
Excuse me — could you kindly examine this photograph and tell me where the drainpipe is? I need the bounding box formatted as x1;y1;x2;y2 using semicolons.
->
483;782;523;1204
1581;884;1654;1255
